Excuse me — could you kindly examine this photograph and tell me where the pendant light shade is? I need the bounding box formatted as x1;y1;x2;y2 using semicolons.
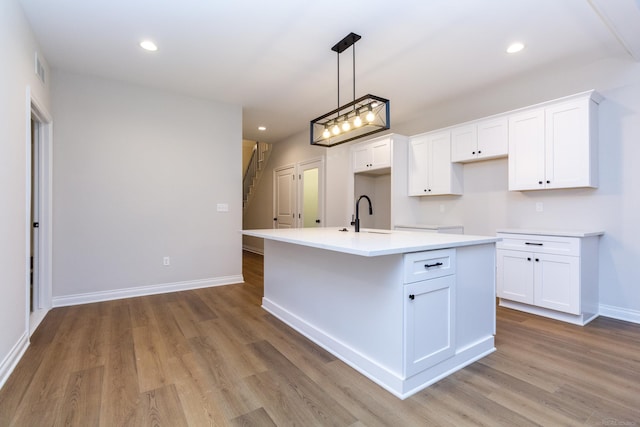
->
310;33;390;147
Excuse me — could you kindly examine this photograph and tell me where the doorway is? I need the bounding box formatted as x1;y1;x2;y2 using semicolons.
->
28;93;52;335
273;158;325;229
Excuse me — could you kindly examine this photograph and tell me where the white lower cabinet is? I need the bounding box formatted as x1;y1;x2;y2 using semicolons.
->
403;249;456;377
496;230;602;325
497;249;579;314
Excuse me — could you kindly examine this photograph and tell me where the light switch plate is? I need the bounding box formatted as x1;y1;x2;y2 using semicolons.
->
217;203;229;212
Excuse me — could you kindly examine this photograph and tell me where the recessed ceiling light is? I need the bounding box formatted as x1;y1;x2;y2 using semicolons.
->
140;40;158;51
258;126;266;131
506;42;525;54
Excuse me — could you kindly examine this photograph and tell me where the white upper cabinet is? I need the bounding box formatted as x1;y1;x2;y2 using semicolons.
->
508;91;601;191
408;131;463;196
451;117;508;163
352;136;391;173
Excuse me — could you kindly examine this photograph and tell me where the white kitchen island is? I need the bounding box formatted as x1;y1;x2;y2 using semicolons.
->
241;228;499;399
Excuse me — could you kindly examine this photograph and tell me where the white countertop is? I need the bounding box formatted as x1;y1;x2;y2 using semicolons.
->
497;229;605;238
242;228;499;257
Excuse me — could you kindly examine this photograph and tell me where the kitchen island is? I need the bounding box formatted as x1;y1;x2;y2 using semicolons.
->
241;228;499;399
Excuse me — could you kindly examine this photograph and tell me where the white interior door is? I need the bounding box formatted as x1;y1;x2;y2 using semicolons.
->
298;158;324;228
30;118;40;313
274;165;296;228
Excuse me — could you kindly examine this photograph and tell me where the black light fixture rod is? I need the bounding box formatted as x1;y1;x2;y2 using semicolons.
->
352;41;356;109
336;48;340;114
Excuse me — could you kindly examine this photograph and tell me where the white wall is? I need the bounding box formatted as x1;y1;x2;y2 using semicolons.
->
247;55;640;322
51;72;242;302
0;0;51;387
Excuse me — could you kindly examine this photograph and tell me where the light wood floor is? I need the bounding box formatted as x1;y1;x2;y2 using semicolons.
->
1;251;639;426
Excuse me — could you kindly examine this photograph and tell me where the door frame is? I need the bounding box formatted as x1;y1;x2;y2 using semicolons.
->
26;88;53;335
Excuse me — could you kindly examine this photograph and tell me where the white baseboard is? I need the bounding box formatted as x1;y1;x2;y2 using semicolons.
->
599;304;640;325
52;275;244;307
242;245;264;255
0;331;29;390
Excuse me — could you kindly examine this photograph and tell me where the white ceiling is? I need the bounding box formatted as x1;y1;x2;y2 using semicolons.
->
18;0;640;144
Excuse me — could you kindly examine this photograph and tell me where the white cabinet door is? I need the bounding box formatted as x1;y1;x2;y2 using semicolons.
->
534;253;580;314
477;117;508;160
408;132;461;196
509;95;598;191
353;144;372;173
545;99;593;189
496;249;534;305
450;125;477;163
370;138;391;169
404;275;455;377
352;137;391;173
408;135;430;196
429;132;456;195
508;108;545;191
451;118;508;163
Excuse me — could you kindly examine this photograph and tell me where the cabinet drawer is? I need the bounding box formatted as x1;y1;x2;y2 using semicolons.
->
404;249;455;283
496;233;579;256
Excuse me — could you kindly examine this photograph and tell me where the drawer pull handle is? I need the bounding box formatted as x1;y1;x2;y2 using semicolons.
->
525;242;543;246
424;262;443;268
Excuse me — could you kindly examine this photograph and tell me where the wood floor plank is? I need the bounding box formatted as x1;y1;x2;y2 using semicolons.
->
167;355;233;426
132;325;171;392
55;366;104;426
248;340;358;426
230;406;277;427
2;251;640;426
132;384;189;427
99;303;139;426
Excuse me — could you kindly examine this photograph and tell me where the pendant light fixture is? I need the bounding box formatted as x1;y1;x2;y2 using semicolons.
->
310;32;390;147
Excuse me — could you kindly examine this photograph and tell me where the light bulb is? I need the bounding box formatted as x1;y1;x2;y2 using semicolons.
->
366;110;375;123
342;120;351;132
353;116;363;127
322;127;331;138
332;124;340;135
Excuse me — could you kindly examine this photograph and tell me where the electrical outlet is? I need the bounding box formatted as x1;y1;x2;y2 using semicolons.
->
536;202;544;212
163;256;170;266
217;203;229;212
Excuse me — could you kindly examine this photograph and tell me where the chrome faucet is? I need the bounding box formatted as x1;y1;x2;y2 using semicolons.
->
354;195;373;232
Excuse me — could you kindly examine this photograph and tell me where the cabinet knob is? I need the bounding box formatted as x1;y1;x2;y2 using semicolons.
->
535;258;540;262
478;150;482;154
472;151;476;155
538;181;543;185
424;189;427;192
428;189;432;192
546;180;550;184
527;257;532;261
409;294;415;300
